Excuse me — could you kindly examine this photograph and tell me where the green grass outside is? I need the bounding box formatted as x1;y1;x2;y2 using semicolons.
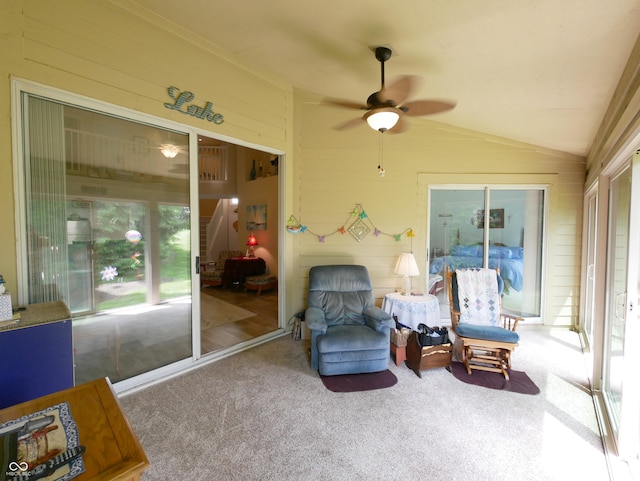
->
97;229;192;311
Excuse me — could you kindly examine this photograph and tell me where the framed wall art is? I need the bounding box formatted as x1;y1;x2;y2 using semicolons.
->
477;208;504;229
246;204;267;230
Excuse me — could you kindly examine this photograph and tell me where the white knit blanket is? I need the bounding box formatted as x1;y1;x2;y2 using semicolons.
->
456;268;500;326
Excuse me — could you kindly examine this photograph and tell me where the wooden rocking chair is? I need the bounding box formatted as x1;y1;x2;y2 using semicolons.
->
445;267;523;380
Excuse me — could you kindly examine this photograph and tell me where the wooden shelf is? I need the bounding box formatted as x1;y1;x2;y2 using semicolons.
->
0;378;149;481
247;174;277;182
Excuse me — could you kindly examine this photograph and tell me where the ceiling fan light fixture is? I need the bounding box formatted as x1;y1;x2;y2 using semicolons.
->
160;144;180;158
364;108;401;132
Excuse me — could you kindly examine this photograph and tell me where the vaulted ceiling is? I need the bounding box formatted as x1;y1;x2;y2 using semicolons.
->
128;0;640;156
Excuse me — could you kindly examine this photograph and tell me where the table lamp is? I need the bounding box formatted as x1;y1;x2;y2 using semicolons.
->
246;233;258;257
394;253;419;296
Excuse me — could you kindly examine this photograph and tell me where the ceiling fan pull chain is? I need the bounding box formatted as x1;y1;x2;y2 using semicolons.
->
378;132;386;177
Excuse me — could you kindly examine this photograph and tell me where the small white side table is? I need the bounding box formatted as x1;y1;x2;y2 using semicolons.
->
382;292;441;331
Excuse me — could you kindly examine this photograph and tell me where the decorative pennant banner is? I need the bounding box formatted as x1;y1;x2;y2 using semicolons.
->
287;204;414;243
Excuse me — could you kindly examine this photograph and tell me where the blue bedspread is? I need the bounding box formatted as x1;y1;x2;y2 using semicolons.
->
429;255;523;292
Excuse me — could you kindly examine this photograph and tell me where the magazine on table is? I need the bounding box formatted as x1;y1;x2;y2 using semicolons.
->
0;402;85;481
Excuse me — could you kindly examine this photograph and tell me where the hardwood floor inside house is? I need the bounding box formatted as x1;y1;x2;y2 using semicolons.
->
200;286;278;353
73;286;278;385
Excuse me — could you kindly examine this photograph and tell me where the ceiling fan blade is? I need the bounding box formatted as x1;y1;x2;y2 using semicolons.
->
333;116;365;131
378;75;418;105
387;116;409;134
401;100;456;116
323;97;368;110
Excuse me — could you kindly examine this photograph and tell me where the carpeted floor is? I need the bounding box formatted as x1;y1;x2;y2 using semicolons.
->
120;326;610;481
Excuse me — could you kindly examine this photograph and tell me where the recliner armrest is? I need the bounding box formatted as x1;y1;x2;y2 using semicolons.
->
363;306;395;331
305;306;328;332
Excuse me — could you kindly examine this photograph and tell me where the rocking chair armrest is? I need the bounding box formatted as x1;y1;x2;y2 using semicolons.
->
450;308;462;329
501;312;523;331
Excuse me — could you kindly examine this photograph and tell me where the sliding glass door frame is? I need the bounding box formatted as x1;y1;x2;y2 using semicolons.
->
580;186;599;350
421;175;553;322
589;147;640;477
11;78;286;394
619;150;640;463
601;154;640;461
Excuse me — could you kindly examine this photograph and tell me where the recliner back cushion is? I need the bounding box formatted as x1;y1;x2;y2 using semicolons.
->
307;265;375;327
308;291;372;326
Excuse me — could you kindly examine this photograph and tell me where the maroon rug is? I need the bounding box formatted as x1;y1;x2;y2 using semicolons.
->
320;370;398;393
449;361;540;395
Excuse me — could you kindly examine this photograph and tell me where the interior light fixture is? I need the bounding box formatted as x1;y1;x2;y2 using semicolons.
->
246;233;258;257
364;107;401;132
394;252;420;296
160;144;180;159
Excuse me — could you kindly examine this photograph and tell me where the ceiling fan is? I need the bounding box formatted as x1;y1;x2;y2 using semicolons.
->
324;46;456;133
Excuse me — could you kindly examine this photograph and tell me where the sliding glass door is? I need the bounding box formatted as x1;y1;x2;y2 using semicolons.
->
14;81;285;391
17;93;192;384
582;192;598;346
603;166;629;438
428;187;545;317
602;156;640;459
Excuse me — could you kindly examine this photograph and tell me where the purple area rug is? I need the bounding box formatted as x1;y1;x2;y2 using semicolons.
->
320;370;398;393
449;361;540;395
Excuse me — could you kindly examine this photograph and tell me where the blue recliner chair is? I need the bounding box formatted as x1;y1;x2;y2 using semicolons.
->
306;265;395;376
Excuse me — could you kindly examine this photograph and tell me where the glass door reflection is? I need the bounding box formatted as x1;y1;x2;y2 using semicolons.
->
429;187;544;317
20;94;193;385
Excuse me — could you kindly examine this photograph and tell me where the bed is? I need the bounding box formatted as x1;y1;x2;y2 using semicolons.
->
429;244;524;292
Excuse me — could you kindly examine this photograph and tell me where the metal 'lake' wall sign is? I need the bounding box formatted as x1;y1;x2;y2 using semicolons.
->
164;86;225;125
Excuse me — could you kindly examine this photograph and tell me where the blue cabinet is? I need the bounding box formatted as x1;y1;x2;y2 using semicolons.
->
0;301;74;409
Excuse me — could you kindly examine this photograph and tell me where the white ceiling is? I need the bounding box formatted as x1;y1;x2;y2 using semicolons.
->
128;0;640;156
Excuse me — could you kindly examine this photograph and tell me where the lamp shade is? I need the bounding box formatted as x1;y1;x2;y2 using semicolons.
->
246;233;258;257
394;253;420;277
364;108;401;132
246;234;258;246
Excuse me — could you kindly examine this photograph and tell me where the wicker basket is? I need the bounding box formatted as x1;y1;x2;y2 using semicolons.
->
390;327;412;347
